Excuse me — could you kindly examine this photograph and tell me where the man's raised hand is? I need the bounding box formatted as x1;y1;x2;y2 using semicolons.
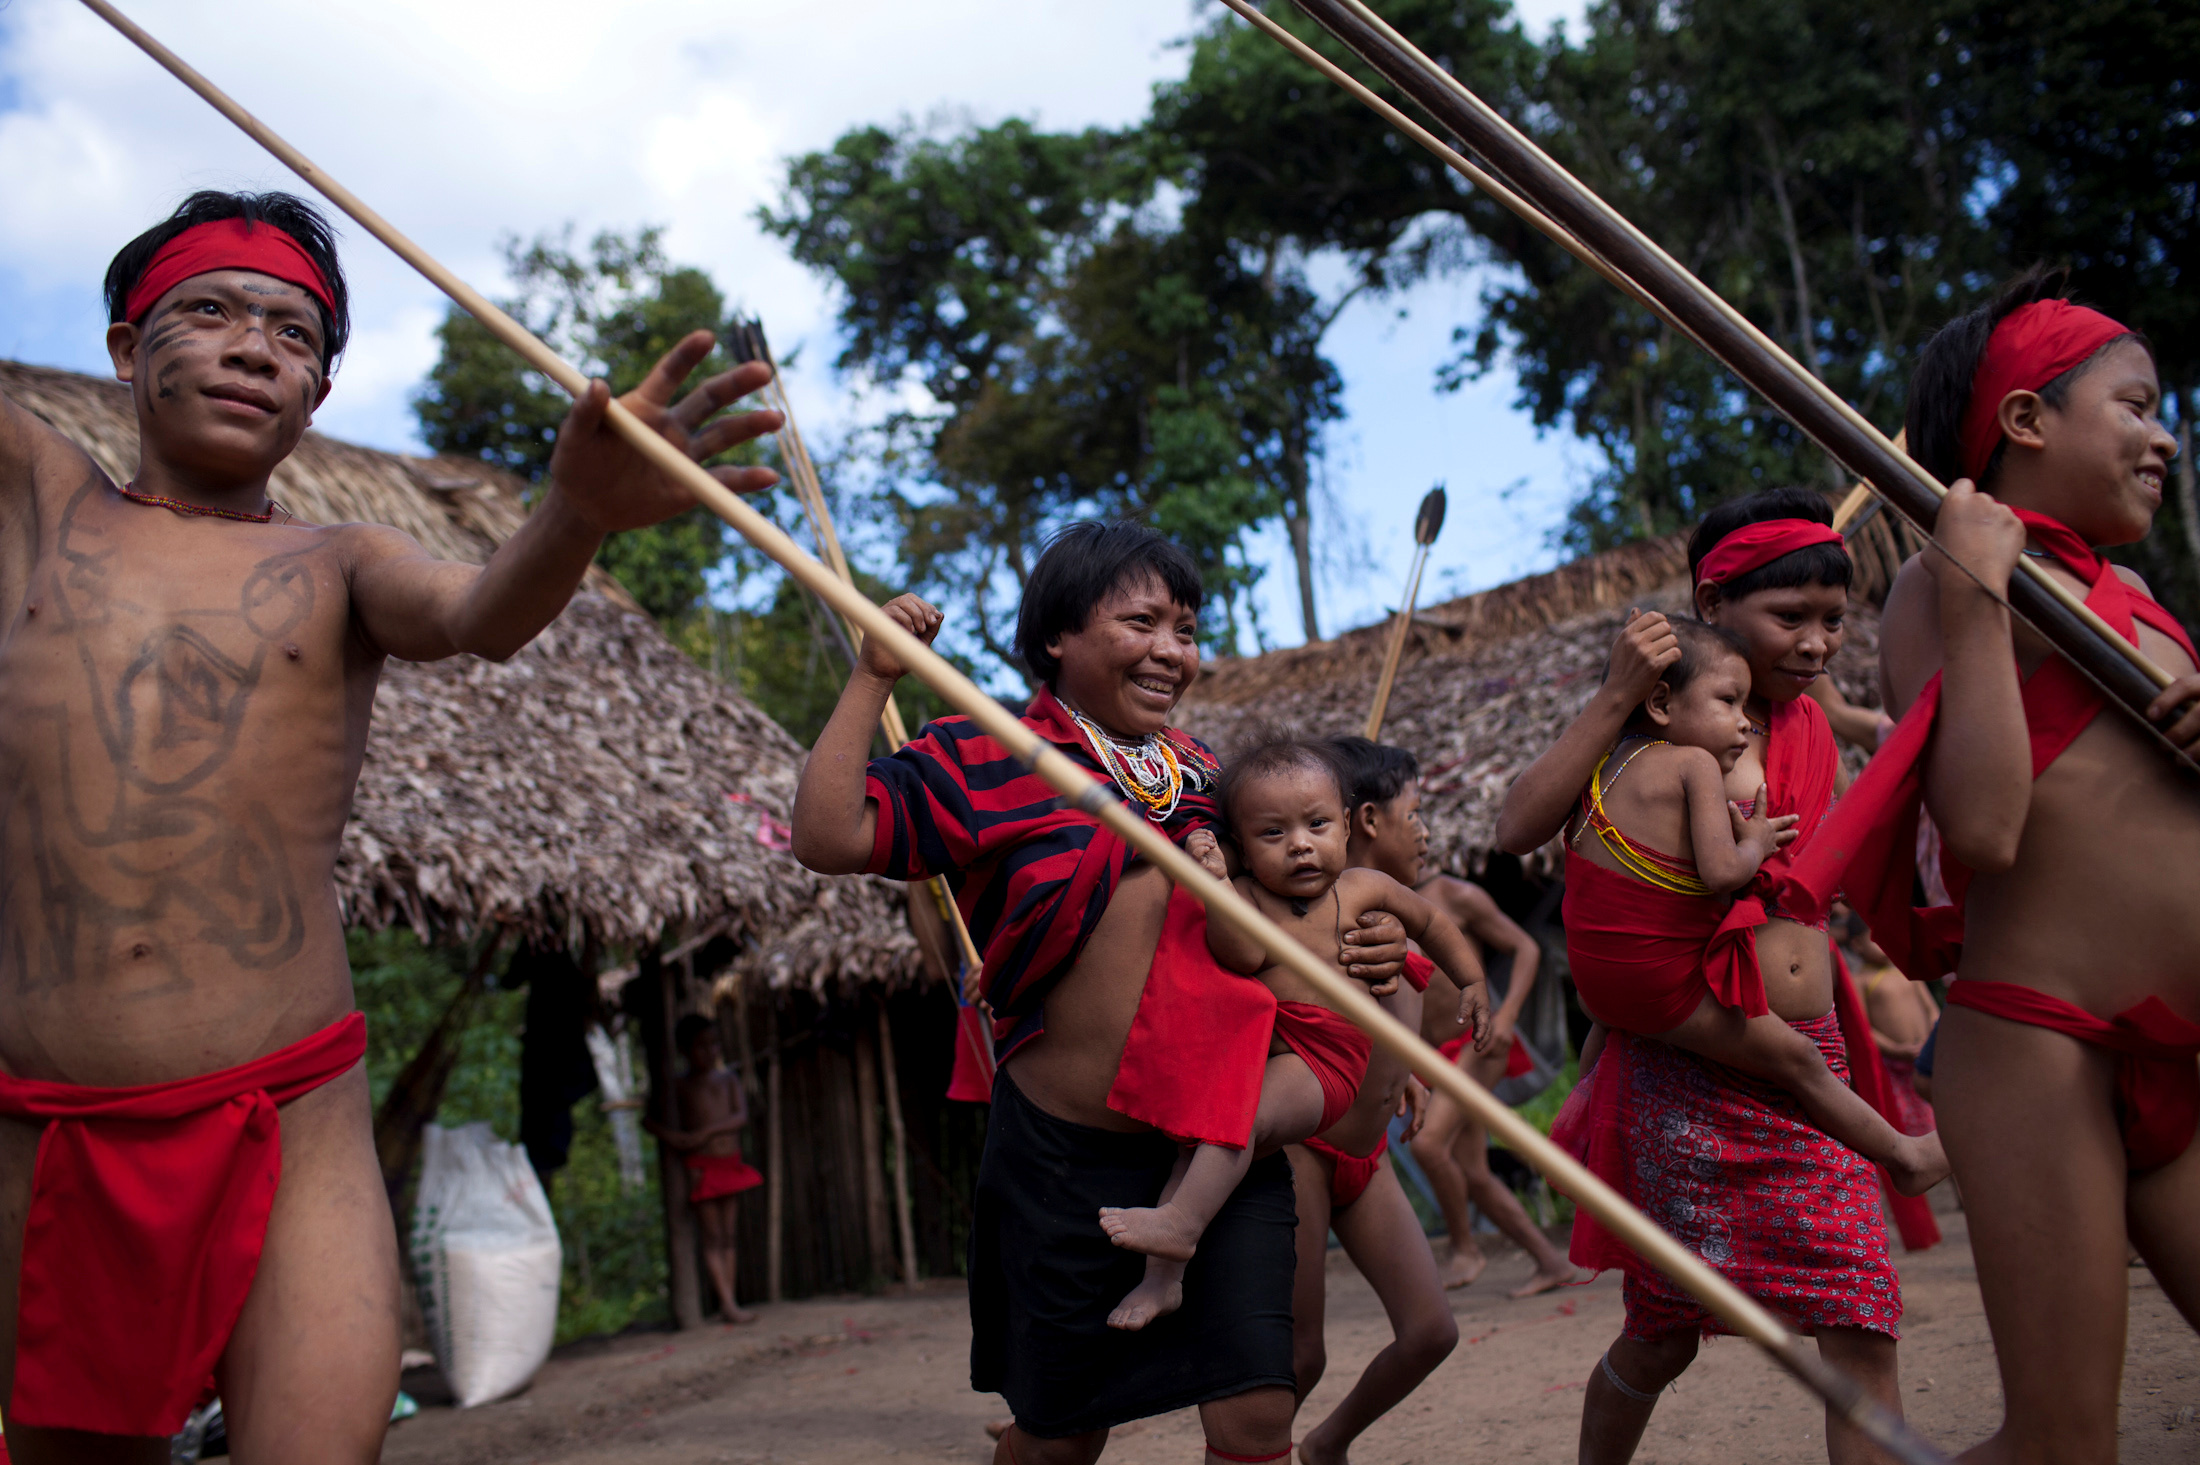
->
859;594;944;684
545;330;784;536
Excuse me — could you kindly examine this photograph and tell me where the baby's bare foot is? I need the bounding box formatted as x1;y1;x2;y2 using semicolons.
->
1508;1264;1588;1300
1437;1244;1488;1290
1099;1203;1204;1262
1889;1131;1951;1197
1107;1272;1185;1331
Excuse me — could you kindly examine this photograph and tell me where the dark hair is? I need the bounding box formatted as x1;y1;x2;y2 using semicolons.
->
1014;521;1204;686
1218;736;1351;835
1688;486;1852;602
1660;620;1754;698
1324;735;1419;811
103;190;351;372
675;1013;714;1054
1906;265;2152;490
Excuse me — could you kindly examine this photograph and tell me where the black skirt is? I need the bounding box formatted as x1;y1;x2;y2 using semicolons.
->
969;1071;1298;1439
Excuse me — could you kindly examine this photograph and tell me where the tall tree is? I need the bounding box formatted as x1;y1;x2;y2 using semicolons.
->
413;228;756;627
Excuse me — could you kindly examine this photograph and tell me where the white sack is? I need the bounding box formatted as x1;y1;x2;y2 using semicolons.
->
411;1122;562;1408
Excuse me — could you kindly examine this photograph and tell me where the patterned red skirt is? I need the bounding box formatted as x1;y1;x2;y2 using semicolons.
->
1552;1012;1901;1341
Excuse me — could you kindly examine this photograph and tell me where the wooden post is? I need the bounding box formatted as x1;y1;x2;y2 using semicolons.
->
764;996;785;1304
648;946;705;1330
852;1018;896;1285
876;997;922;1287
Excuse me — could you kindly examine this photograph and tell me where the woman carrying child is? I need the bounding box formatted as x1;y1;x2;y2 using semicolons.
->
792;523;1414;1465
1497;488;1920;1464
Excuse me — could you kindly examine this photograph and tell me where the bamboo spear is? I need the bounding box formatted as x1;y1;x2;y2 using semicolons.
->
726;320;990;996
1364;485;1446;740
77;2;1929;1448
1259;0;2189;769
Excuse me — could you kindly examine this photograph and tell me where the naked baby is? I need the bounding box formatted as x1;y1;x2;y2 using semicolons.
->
1100;737;1490;1330
0;191;781;1460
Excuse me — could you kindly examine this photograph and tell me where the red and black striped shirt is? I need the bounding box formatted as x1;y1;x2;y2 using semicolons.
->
863;686;1222;1059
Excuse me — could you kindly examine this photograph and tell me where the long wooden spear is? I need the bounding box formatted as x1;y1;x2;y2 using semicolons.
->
1258;0;2190;773
725;320;991;998
1364;485;1446;739
75;2;1935;1449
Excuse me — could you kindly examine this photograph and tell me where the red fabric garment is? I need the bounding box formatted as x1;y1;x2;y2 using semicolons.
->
685;1151;765;1202
1304;1133;1388;1209
1831;950;1942;1251
1695;520;1847;588
1947;982;2200;1171
1402;951;1435;993
1105;887;1278;1148
0;1012;367;1436
1782;508;2200;982
1878;1056;1936;1138
947;999;998;1103
1959;301;2132;483
1550;1016;1902;1341
1435;1032;1532;1078
123;217;336;322
1272;1002;1373;1134
1563;853;1768;1031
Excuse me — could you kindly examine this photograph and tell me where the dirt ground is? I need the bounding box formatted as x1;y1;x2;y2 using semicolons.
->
382;1204;2199;1464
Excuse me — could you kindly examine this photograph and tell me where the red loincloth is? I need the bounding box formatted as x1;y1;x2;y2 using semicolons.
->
1106;886;1278;1148
1783;509;2200;1170
1550;1014;1902;1340
946;998;997;1103
0;1012;367;1437
686;1150;765;1202
1304;1133;1388;1210
1273;1001;1373;1134
1946;981;2200;1172
1402;951;1434;992
1437;1031;1533;1079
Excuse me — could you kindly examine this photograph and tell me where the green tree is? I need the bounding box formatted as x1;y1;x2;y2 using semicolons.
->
412;228;759;626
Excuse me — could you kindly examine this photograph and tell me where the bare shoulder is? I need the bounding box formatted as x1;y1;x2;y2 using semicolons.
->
1879;556;1944;716
1416;872;1495;922
327;519;437;574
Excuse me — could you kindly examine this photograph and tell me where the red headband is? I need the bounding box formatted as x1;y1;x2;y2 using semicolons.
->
1694;519;1846;589
1958;299;2130;484
122;218;335;325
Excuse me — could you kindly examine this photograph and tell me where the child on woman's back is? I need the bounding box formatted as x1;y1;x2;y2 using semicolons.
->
1100;738;1491;1329
1555;619;1947;1193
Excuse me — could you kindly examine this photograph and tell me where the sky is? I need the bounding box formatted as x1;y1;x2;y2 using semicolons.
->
0;0;1590;651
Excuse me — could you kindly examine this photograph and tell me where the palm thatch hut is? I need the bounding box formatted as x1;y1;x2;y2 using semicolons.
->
1178;529;1886;876
3;360;966;1316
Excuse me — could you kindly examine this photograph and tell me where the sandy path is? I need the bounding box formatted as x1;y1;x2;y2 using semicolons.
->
382;1207;2199;1464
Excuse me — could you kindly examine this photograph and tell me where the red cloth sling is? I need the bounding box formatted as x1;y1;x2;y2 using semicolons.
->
1402;951;1434;992
0;1012;366;1436
1105;886;1279;1148
1272;1001;1373;1134
946;999;998;1103
1563;853;1767;1031
685;1150;765;1202
1947;982;2200;1172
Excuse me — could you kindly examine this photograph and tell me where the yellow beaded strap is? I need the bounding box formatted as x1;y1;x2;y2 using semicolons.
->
1575;739;1713;896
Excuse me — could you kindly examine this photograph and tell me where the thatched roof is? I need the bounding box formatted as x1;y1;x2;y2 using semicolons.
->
1178;533;1882;875
2;360;919;990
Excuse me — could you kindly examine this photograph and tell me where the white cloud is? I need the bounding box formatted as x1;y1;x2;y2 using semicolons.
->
0;0;1585;647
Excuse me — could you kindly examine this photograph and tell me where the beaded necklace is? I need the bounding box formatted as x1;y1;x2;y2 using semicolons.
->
116;481;290;525
1067;707;1189;822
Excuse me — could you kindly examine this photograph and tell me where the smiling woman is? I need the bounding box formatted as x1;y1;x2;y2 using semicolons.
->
790;519;1413;1465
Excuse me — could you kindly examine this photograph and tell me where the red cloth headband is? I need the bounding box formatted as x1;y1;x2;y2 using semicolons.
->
122;218;334;324
1694;519;1847;588
1959;299;2130;484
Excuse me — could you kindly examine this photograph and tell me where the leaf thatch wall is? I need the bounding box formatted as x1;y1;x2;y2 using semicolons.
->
1178;533;1883;874
3;360;919;990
